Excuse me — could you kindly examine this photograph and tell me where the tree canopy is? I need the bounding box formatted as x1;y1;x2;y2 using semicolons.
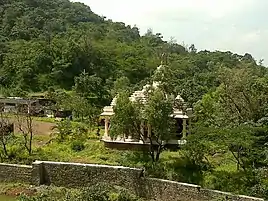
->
1;0;267;109
1;0;268;199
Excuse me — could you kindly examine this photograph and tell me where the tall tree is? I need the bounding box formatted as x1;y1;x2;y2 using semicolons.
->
110;88;175;162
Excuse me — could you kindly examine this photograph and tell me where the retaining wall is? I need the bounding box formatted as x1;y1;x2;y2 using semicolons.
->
0;163;32;183
32;161;143;196
0;161;265;201
143;178;264;201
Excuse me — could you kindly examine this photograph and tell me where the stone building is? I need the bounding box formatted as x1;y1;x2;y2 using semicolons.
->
100;63;193;149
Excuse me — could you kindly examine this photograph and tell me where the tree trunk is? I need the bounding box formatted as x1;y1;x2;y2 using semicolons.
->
29;132;33;155
155;146;162;162
148;137;155;162
1;139;9;159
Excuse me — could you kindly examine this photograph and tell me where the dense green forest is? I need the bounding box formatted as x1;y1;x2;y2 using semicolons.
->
1;0;268;200
1;0;266;106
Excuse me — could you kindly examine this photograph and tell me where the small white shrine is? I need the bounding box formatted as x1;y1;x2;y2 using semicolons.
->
100;63;193;146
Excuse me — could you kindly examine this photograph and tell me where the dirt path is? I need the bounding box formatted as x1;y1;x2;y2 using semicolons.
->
5;118;56;136
30;120;55;136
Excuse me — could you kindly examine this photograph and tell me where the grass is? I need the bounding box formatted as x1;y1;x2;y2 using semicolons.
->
0;182;145;201
31;138;248;195
32;117;56;123
0;183;31;200
3;119;263;198
36;140;123;165
27;129;239;177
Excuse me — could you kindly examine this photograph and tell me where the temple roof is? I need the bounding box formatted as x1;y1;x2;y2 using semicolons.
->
129;90;146;104
100;106;114;116
111;97;117;106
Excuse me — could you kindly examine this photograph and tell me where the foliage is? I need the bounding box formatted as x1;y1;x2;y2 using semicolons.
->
17;184;143;201
1;0;268;199
144;89;175;161
195;68;268;126
0;112;15;161
110;92;141;140
15;107;34;155
51;119;89;143
52;120;72;142
70;140;85;152
110;89;175;162
1;0;265;109
45;89;100;126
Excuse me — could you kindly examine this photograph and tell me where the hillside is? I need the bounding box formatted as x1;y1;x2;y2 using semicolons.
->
1;1;268;199
0;0;267;108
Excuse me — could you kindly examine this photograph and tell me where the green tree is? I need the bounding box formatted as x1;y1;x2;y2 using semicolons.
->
69;93;99;127
0;112;15;161
110;92;141;141
144;89;175;161
112;76;131;96
110;88;175;162
74;71;108;106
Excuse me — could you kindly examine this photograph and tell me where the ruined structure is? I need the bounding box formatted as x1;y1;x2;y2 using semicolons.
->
0;97;55;117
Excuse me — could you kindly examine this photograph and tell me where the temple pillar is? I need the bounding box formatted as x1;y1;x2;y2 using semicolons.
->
141;121;145;140
182;118;187;139
127;135;132;140
104;117;109;139
27;104;30;114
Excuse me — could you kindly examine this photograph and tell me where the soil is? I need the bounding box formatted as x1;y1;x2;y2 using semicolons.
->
6;118;56;136
5;186;36;197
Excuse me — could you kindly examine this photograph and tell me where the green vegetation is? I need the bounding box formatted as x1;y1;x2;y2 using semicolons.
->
18;184;143;201
1;0;268;200
0;183;144;201
110;89;176;162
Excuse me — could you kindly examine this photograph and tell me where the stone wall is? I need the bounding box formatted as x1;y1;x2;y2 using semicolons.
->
143;178;264;201
0;163;32;183
32;161;144;196
0;161;265;201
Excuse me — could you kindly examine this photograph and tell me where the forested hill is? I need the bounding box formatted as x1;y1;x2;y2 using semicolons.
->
0;0;267;107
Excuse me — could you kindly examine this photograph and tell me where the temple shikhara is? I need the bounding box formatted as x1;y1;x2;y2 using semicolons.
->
100;61;193;149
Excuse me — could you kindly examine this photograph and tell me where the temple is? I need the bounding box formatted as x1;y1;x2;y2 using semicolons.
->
100;62;193;149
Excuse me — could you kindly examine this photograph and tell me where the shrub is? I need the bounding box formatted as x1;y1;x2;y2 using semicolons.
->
52;120;72;142
79;184;111;201
17;184;144;201
117;189;141;201
71;141;85;152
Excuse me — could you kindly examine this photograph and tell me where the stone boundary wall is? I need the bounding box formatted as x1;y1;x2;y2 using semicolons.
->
0;161;265;201
0;163;32;183
144;178;264;201
31;160;143;195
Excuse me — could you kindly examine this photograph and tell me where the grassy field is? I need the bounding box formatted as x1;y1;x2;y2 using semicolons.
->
1;118;259;198
31;131;241;192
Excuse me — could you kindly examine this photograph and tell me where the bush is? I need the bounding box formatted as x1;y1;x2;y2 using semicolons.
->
117;189;141;201
71;141;85;152
78;184;111;201
52;120;72;142
17;185;143;201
